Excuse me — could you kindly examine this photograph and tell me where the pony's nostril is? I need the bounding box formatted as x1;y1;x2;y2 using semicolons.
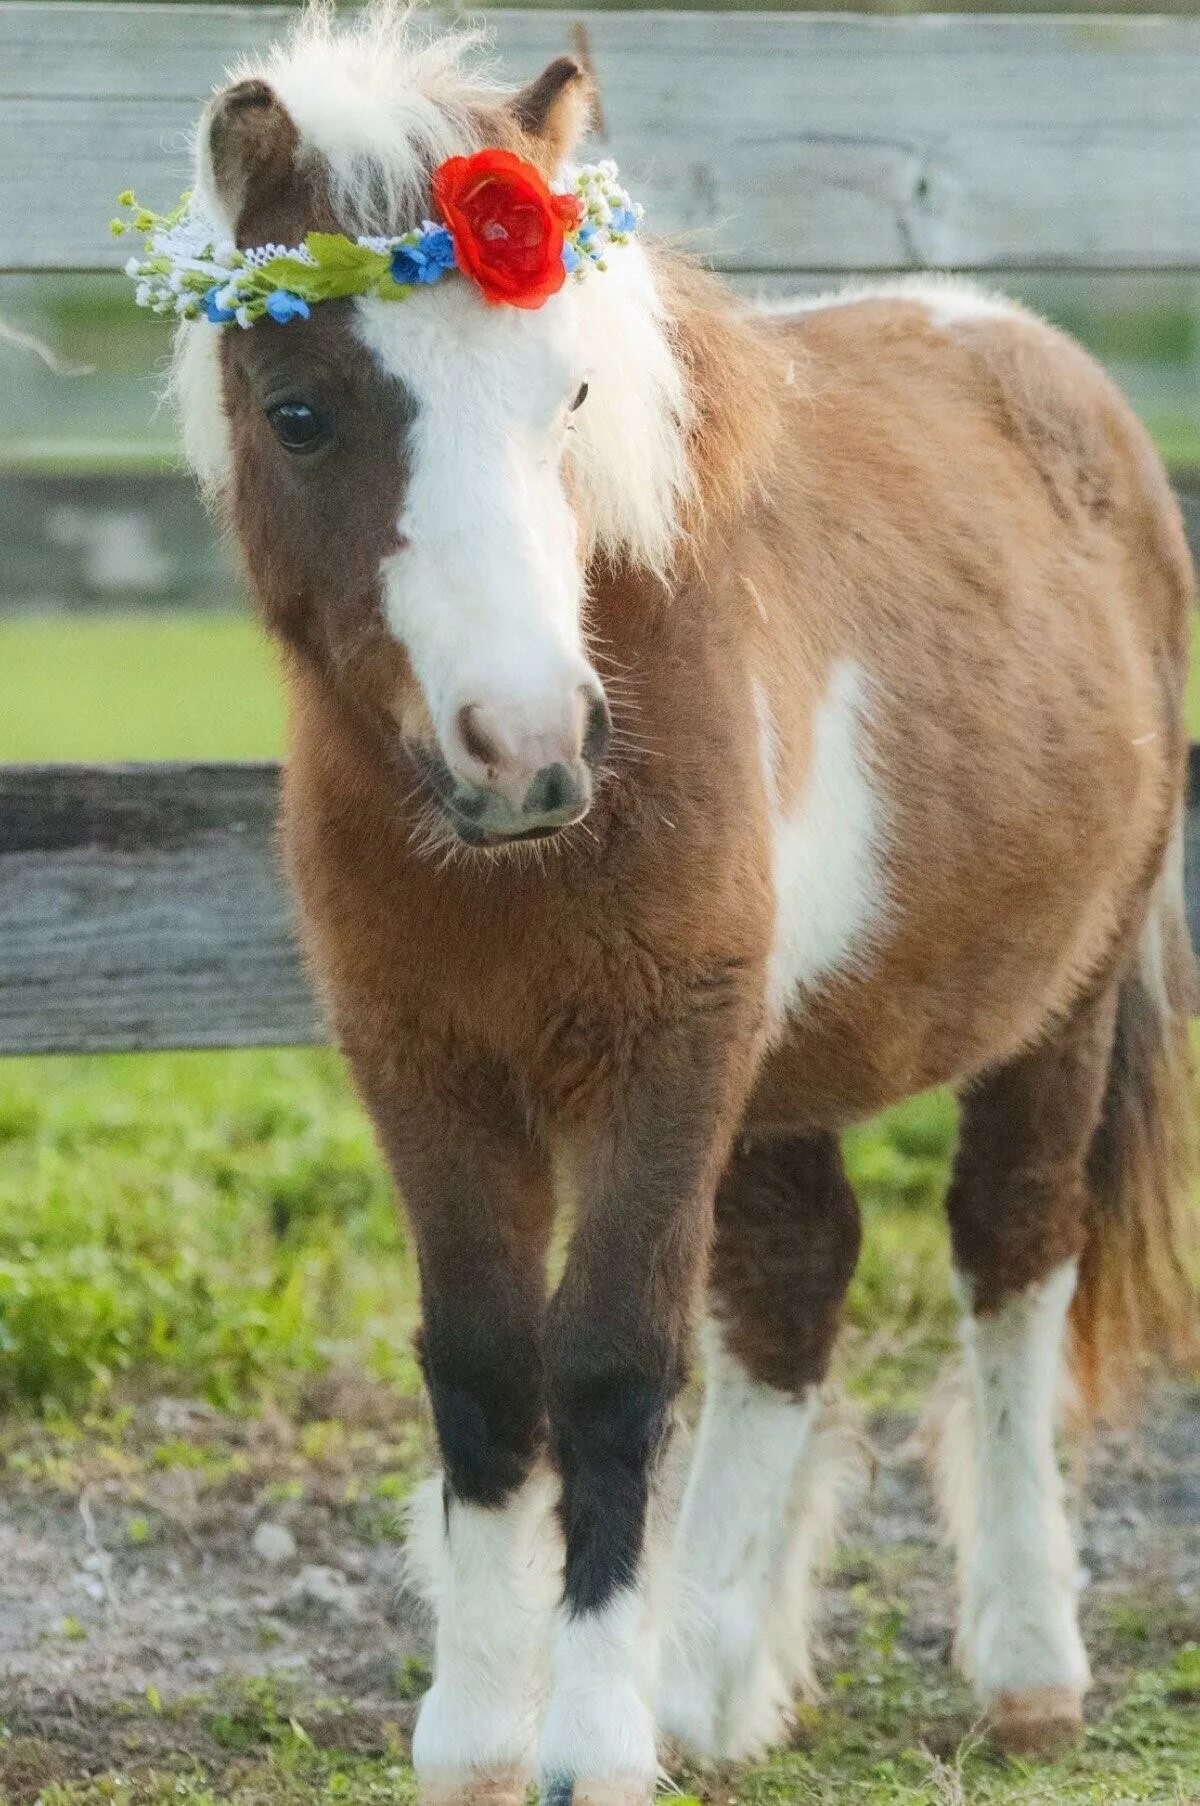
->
582;688;612;764
523;762;583;819
455;702;502;774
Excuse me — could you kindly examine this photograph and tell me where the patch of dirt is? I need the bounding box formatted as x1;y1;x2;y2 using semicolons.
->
0;1383;1194;1782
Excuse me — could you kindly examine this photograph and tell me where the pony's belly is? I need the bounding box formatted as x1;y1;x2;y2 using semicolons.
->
747;995;952;1131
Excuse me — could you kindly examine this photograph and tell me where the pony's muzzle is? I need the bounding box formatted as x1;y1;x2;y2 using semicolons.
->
443;684;611;843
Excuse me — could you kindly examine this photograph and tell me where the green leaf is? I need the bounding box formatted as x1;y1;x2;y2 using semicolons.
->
258;236;391;305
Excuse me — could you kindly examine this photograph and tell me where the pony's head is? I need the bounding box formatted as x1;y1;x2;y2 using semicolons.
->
173;3;691;848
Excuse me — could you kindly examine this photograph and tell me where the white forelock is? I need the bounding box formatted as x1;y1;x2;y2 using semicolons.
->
199;1;495;237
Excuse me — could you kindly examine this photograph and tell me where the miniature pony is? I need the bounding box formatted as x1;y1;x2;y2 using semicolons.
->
166;7;1196;1801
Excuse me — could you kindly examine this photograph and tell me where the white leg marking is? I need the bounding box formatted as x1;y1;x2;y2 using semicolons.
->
539;1588;659;1801
935;1262;1089;1705
407;1469;561;1794
658;1327;862;1761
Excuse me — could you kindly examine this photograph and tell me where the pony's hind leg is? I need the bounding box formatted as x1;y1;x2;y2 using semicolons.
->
937;989;1117;1758
658;1130;864;1762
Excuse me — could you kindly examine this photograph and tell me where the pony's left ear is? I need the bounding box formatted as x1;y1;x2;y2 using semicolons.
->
197;77;301;240
511;56;593;173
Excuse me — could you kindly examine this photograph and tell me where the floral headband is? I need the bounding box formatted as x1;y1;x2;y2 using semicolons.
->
113;149;641;327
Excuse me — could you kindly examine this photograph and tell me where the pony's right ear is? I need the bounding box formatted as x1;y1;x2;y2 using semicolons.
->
511;56;593;175
198;78;300;239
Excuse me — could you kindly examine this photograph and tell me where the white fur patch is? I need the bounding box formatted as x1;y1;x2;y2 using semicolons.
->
756;663;887;1031
758;275;1032;336
407;1470;562;1787
169;320;230;499
567;239;692;576
658;1326;862;1760
198;4;494;240
934;1262;1089;1703
539;1589;659;1792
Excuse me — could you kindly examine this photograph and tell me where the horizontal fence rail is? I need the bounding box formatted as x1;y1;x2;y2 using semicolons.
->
2;754;1200;1057
0;764;320;1053
3;7;1200;274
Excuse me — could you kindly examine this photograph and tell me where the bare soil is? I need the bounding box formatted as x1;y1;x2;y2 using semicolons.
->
0;1384;1195;1786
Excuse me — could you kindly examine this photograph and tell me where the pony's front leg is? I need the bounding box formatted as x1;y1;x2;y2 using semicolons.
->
538;982;759;1806
370;1088;558;1806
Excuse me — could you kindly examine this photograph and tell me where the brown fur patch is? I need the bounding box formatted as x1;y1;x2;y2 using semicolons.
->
510;56;592;171
205;80;302;245
711;1132;862;1394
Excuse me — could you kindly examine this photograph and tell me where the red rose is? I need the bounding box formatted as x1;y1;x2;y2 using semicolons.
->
432;148;572;310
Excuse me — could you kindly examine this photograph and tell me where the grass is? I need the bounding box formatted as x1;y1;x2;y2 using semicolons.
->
0;614;1195;1804
0;616;283;763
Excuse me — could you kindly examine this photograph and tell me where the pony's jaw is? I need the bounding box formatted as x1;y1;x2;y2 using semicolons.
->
356;285;607;834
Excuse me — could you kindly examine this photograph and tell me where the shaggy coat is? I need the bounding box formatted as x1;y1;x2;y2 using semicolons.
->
176;8;1196;1799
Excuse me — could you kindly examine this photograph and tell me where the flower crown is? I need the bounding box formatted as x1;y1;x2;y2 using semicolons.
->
113;148;641;327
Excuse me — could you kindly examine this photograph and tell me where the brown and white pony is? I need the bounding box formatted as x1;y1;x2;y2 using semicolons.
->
173;6;1197;1800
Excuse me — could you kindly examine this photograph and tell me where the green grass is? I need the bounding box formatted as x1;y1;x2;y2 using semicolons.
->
0;615;283;763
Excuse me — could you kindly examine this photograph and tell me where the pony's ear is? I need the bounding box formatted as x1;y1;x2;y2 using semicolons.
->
511;56;592;173
199;78;300;239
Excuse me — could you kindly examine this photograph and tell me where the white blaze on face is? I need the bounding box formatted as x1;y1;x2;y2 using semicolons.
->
355;283;599;793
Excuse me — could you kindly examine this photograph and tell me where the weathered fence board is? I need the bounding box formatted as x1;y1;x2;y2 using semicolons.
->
0;764;321;1053
3;754;1200;1057
4;7;1200;274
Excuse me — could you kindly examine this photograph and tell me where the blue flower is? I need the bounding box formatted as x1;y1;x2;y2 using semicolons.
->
390;226;456;286
610;206;638;235
202;284;238;325
562;241;582;273
577;223;599;248
265;290;311;324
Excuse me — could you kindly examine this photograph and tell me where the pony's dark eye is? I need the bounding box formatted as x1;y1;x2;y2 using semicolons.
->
569;381;589;413
266;400;328;453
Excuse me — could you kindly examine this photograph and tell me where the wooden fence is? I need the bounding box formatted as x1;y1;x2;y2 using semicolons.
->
2;5;1200;1054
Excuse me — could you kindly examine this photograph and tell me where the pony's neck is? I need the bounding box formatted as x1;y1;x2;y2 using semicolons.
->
571;246;783;580
656;252;786;552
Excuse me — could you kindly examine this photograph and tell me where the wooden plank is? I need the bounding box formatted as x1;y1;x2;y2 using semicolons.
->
3;754;1200;1057
3;8;1200;275
0;763;321;1054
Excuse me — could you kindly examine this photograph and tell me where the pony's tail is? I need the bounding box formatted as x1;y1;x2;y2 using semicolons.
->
1071;826;1199;1416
